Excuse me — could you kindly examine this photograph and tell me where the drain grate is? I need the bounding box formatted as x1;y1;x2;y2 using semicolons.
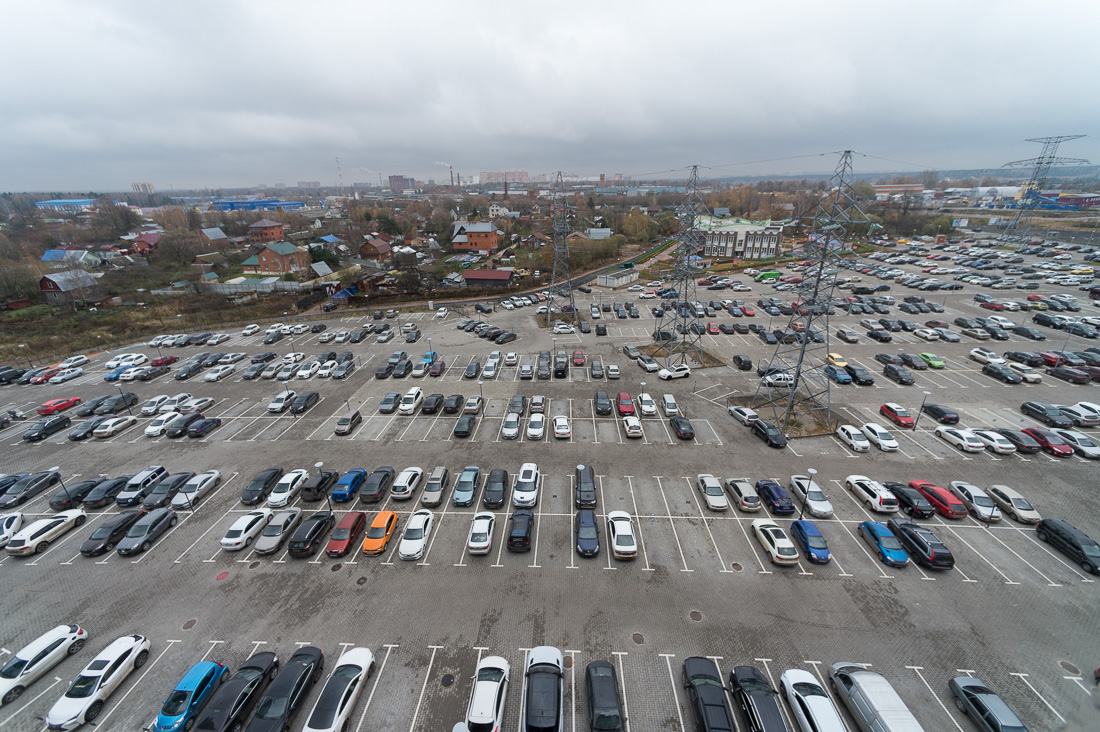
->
564;656;574;669
632;633;645;645
356;576;368;586
1060;660;1081;675
249;561;260;570
330;563;342;572
731;562;743;572
182;619;197;630
442;673;455;687
689;611;703;622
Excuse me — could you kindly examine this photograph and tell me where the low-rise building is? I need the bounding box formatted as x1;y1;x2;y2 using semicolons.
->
241;242;311;275
451;222;503;253
248;218;284;245
461;269;513;288
698;216;783;260
40;270;100;305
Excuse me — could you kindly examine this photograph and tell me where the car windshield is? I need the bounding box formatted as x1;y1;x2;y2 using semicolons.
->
1011;498;1034;511
973;495;995;508
807;489;827;501
807;535;828;550
705;484;722;496
89;526;114;540
778;546;797;556
66;674;100;698
881;535;904;551
738;678;773;693
255;694;289;719
160;689;192;716
126;523;150;538
331;528;350;540
793;681;827;697
477;667;504;683
614;533;632;546
404;527;423;540
593;711;623;730
578;526;598;540
1083;544;1100;558
1;656;28;679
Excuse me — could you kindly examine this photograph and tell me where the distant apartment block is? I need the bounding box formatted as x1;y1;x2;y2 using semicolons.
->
698;216;784;260
481;171;529;184
131;182;156;194
297;181;321;189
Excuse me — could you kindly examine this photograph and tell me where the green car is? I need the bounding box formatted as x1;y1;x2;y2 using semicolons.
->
919;352;946;369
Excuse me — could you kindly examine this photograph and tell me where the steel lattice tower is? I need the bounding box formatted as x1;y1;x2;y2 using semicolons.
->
546;172;577;325
997;136;1088;245
652;165;710;366
751;151;881;430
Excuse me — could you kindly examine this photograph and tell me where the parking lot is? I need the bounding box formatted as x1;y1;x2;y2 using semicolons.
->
1;242;1098;730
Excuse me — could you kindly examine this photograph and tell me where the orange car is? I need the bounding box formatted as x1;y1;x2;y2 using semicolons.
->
361;511;399;555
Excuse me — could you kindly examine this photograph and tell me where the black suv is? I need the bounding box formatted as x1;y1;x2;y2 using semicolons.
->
574;465;596;508
888;518;955;569
883;481;935;518
683;658;735;732
751;419;787;448
287;511;335;558
1036;519;1100;575
507;509;534;551
300;469;339;501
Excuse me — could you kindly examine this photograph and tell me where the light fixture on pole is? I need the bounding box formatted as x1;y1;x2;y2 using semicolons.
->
912;390;932;430
18;344;31;369
798;468;817;521
477;380;484;401
49;466;72;505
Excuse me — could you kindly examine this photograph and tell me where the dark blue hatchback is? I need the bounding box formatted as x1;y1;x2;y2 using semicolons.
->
755;479;795;515
791;520;831;563
575;509;600;557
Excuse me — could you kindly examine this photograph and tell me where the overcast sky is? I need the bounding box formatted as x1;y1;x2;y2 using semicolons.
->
2;0;1098;192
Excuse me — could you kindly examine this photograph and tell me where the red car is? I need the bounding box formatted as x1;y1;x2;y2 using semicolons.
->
30;368;62;384
741;306;755;317
1021;427;1075;457
1026;294;1046;302
909;480;968;519
879;403;915;428
616;392;635;417
572;350;585;366
325;511;368;557
1038;351;1067;367
706;322;719;335
37;396;82;415
151;355;178;367
980;301;1006;311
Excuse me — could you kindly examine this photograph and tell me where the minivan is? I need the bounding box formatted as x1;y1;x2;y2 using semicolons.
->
1036;518;1100;574
661;394;679;417
116;465;168;506
421;467;450;507
829;663;924;731
334;409;361;435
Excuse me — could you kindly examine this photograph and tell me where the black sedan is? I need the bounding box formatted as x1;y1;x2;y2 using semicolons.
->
76;395;114;417
670;416;695;440
1005;350;1044;367
873;353;902;366
194;652;280;732
453;415;476;438
732;355;753;371
143;472;195;509
1011;325;1046;341
843;364;875;385
117;508;177;556
136;365;171;381
442;394;464;414
174;362;204;380
288;511;335;557
290;392;320;415
883;481;935;518
867;329;893;342
392;359;412;378
22;415;71;442
0;473;29;501
995;428;1042;453
374;363;394;379
241;467;284;505
359;468;395;503
67;416;112;441
247;646;324;732
899;353;928;371
1046;366;1090;384
94;392;139;415
311;323;327;333
81;476;132;509
48;479;103;510
730;665;787;732
983;363;1023;384
420;393;445;414
0;470;61;509
921;404;959;424
79;509;143;556
464;361;482;379
332;362;355;379
683;657;735;732
187;417;222;437
251;352;278;364
166;413;205;438
883;364;915;385
242;363;266;380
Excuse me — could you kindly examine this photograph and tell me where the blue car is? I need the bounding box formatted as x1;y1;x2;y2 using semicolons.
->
755;479;795;515
764;306;781;316
103;366;130;382
452;466;481;506
791;520;831;563
152;660;229;732
186;417;222;438
330;469;367;502
575;509;600;557
859;521;909;567
823;365;852;384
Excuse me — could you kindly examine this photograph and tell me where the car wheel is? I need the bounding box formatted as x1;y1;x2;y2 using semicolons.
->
140;540;151;552
74;514;86;527
1082;561;1094;574
245;537;252;547
2;686;25;705
184;718;195;731
864;501;873;511
68;638;85;654
169;516;178;527
134;649;149;668
35;541;49;554
1036;530;1048;542
340;722;350;732
230;723;243;732
954;695;967;713
81;700;107;723
269;663;280;680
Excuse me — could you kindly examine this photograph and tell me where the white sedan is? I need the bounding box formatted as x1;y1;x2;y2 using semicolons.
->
728;406;758;426
752;519;799;565
552;416;571;439
104;353;145;369
467;512;496;555
913;328;941;341
552;323;575;334
171;471;222;510
1053;429;1100;459
657;364;691;380
316;360;339;378
606;511;637;560
59;355;89;369
301;647;375;732
220;509;273;551
391;467;424;500
181;397;215;414
219;352;247;364
0;512;24;548
296;361;321;379
637;393;658;417
117;366;144;382
206;333;231;346
0;623;87;707
789;474;834;518
398;509;434;560
267;469;310;508
45;634;150;729
204;364;236;382
48;368;84;384
970;429;1018;454
158;393;192;413
622;416;644;438
526;413;546;440
145;411;181;437
242;324;261;336
140;395;170;416
780;668;846;732
696;474;728;511
860;423;899;451
935;426;985;452
835;424;870;452
283;352;306;363
5;510;87;556
93;416;137;438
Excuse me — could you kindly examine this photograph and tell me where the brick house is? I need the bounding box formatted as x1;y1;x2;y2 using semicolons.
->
249;218;284;245
451;222;503;253
359;234;394;261
241;242;311;275
39;270;100;305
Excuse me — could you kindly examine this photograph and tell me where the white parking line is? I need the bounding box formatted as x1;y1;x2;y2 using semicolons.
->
623;476;652;571
0;674;64;726
1010;672;1066;724
659;654;687;732
906;665;964;731
653;476;691;572
354;643;398;732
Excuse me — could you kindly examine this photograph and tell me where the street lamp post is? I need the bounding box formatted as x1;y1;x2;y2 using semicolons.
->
116;384;133;416
798;468;817;521
912;390;932;431
49;466;72;506
477;380;484;401
316;461;335;516
18;344;32;369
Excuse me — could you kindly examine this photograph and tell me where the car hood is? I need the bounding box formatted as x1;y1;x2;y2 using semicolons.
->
46;694;92;727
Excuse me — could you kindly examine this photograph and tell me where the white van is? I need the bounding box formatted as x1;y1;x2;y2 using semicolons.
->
828;663;925;731
398;387;424;415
